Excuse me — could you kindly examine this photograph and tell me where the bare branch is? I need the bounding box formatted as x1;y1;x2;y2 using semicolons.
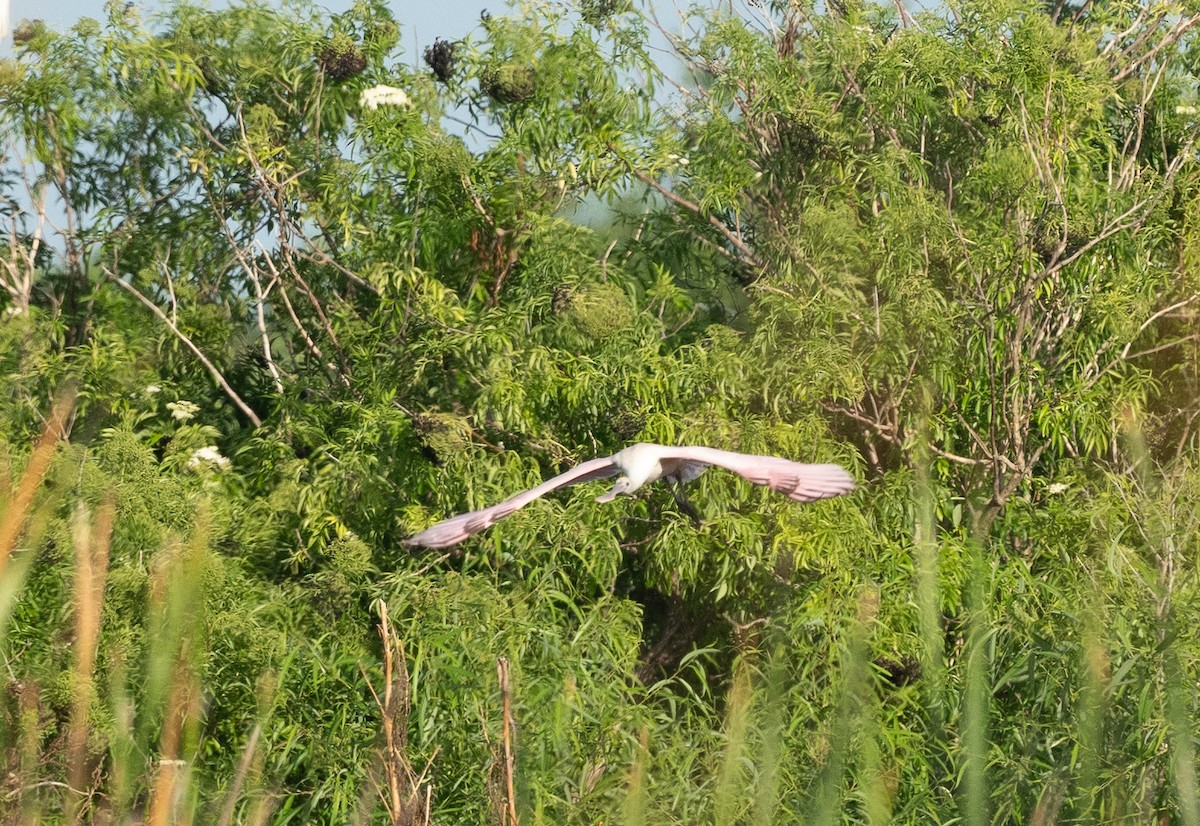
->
246;251;285;394
1125;332;1200;362
0;175;47;313
257;251;347;384
1082;293;1200;391
497;658;518;826
1113;14;1200;83
104;268;263;427
626;164;764;271
1098;2;1159;60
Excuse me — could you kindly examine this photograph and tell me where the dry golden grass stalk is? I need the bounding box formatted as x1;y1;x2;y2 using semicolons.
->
216;721;263;826
146;663;200;826
362;601;434;826
145;526;209;826
497;657;518;826
0;388;75;579
67;500;115;821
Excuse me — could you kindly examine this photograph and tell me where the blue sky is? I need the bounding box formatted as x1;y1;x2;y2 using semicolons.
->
0;0;516;246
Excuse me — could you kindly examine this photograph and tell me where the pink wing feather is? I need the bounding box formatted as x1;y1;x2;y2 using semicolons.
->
657;446;855;502
404;456;618;549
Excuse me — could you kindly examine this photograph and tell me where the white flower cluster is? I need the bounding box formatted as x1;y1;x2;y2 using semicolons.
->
359;85;410;111
188;445;231;471
166;400;199;421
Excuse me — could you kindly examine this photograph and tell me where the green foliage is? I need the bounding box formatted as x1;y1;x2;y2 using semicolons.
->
0;0;1198;823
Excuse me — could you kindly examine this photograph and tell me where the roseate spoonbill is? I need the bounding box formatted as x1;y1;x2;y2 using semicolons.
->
404;442;854;549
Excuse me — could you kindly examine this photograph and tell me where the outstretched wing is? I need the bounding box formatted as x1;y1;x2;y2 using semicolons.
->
405;456;619;549
658;446;855;502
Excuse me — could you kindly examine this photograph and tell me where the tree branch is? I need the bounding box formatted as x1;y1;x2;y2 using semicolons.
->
246;257;285;394
104;268;263;427
623;162;765;272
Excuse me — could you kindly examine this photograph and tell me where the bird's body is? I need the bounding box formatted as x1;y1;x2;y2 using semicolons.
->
595;443;706;501
404;442;855;549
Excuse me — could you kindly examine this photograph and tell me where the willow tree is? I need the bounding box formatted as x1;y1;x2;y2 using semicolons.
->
635;3;1200;820
2;0;1199;823
1;0;857;819
645;0;1200;530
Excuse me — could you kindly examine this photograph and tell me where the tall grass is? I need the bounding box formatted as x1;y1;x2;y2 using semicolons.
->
2;406;1198;823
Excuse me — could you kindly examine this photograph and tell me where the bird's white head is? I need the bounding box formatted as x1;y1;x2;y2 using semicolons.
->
596;476;637;503
596;444;663;503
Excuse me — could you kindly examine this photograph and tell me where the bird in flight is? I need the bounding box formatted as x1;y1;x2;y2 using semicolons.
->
404;442;855;549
